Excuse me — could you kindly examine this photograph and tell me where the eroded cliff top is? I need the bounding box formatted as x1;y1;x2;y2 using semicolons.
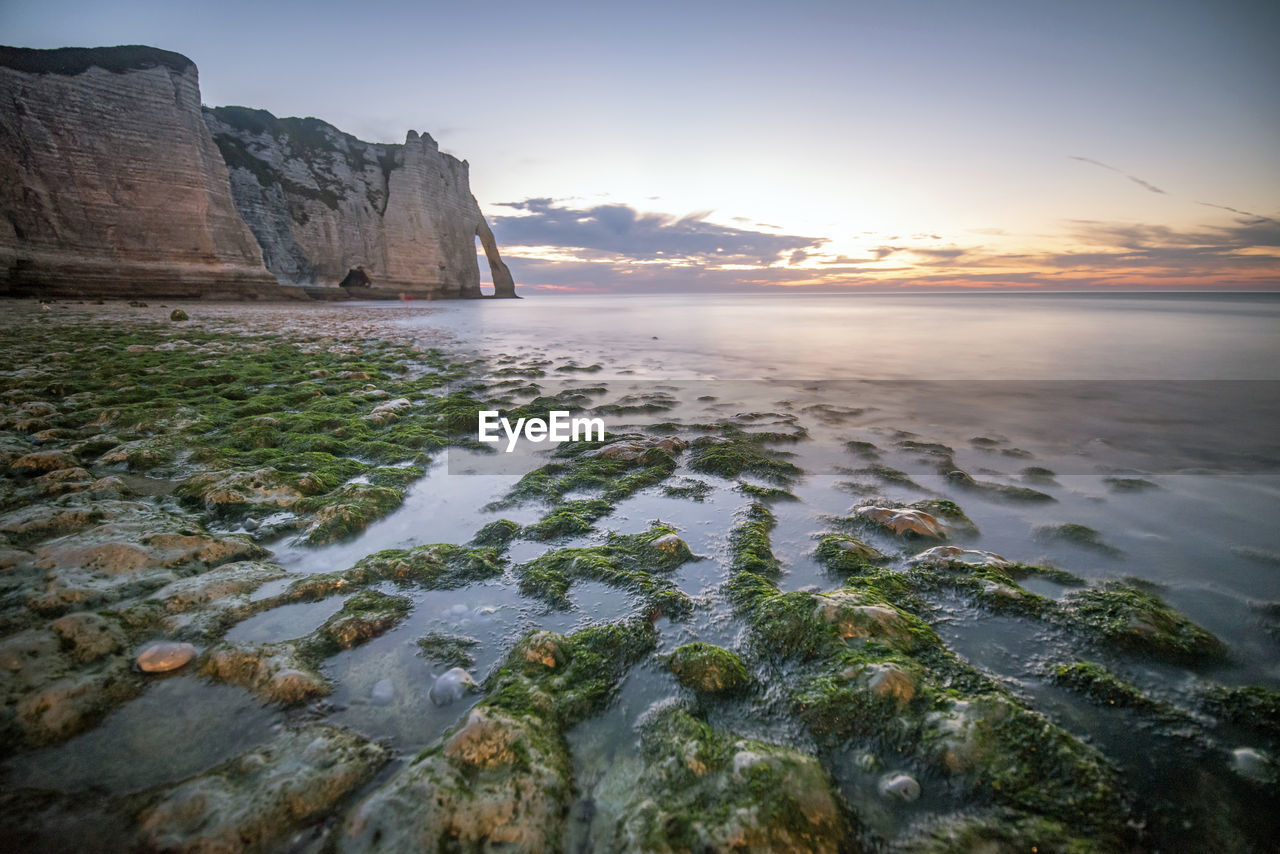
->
0;44;194;76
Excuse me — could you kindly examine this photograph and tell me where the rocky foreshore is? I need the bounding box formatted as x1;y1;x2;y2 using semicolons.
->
1;301;1277;852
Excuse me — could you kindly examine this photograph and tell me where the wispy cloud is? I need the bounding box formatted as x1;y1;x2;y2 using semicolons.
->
1196;201;1280;227
1069;156;1167;195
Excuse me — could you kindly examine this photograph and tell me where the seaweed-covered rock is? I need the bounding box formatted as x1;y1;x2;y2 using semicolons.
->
498;434;679;507
200;642;329;704
731;503;1134;848
416;632;479;669
284;543;503;599
665;642;750;694
516;524;694;616
340;621;655;852
298;484;404;545
911;545;1011;568
0;627;143;748
470;518;520;547
139;724;389;854
307;589;410;655
522;498;613;541
945;469;1056;503
175;468;301;517
1034;523;1121;555
815;534;889;574
605;705;843;853
1198;684;1280;739
663;478;714;501
687;435;801;482
9;450;80;476
1057;581;1225;662
1048;660;1153;707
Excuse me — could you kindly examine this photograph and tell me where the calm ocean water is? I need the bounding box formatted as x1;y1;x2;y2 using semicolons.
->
405;291;1280;380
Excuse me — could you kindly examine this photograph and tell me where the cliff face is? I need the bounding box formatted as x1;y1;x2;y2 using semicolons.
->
204;108;517;298
0;46;293;299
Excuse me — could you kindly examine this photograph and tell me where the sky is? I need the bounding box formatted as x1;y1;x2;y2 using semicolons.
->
4;0;1279;293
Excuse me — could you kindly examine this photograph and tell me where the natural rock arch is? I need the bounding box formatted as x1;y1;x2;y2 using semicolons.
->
476;218;517;298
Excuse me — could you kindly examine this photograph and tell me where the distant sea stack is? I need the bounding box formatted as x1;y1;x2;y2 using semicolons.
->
0;44;517;300
204;108;516;299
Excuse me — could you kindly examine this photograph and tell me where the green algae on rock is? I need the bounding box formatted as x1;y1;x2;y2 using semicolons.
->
516;524;694;617
416;632;480;669
138;724;389;854
1056;581;1226;662
727;499;1136;849
280;544;505;603
470;518;521;548
1049;660;1155;708
305;589;411;656
340;621;656;852
1197;684;1280;739
687;435;802;482
199;641;330;705
604;704;845;853
814;533;890;575
1034;522;1122;555
664;642;750;695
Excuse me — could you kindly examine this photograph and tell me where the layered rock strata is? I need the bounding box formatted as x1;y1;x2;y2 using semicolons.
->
204;108;516;299
0;46;294;300
0;45;517;299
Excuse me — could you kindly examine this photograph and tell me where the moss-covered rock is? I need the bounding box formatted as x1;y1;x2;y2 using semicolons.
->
1034;523;1121;555
1198;684;1280;739
515;524;694;618
305;589;410;656
139;724;389;854
1057;581;1225;662
199;641;329;705
815;533;889;574
340;621;656;852
687;435;802;482
1049;660;1153;707
416;632;479;669
471;518;521;547
664;642;750;694
605;705;844;853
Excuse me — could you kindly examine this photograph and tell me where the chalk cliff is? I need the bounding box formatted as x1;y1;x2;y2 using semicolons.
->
0;46;292;299
0;44;517;300
204;108;516;298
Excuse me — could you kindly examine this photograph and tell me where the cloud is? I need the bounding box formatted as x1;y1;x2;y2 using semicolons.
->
1069;156;1167;195
490;198;825;267
488;199;1279;293
1196;201;1280;227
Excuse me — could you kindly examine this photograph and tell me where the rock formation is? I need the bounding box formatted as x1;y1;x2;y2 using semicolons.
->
0;46;292;299
204;108;517;298
0;45;518;300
